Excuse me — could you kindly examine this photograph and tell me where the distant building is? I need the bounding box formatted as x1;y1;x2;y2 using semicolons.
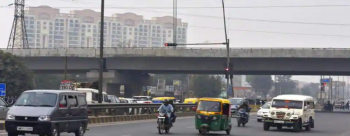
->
24;5;188;48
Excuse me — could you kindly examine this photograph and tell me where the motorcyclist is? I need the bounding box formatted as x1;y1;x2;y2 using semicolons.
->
169;100;177;123
157;99;174;126
237;100;250;118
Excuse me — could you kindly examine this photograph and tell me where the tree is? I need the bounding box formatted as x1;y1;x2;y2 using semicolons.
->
0;50;34;96
275;75;297;95
246;75;273;98
301;83;319;97
190;75;223;97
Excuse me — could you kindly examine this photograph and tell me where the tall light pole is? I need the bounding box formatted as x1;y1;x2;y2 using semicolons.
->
98;0;105;103
221;0;231;98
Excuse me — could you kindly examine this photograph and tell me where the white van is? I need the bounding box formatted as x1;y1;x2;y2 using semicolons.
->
75;88;109;104
263;94;315;132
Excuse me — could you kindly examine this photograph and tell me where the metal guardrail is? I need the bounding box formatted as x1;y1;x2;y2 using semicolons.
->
87;103;197;117
2;47;350;50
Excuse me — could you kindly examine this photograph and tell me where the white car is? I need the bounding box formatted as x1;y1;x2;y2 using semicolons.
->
257;101;271;122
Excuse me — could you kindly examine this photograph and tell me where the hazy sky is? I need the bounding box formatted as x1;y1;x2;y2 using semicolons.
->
1;0;350;83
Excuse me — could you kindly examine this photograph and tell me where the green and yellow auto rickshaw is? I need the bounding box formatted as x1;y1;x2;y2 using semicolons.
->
195;98;232;135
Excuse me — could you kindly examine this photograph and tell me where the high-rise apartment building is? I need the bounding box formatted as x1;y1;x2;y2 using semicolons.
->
24;6;188;48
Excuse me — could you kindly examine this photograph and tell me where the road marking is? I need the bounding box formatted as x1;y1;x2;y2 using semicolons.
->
187;126;195;128
120;135;131;136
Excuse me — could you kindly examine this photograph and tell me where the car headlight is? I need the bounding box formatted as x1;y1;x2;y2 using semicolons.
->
197;115;201;119
6;114;15;120
286;113;291;116
213;116;217;120
38;116;50;121
270;112;275;115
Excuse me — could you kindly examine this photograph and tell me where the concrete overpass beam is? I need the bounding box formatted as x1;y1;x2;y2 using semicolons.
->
124;84;142;98
104;83;121;96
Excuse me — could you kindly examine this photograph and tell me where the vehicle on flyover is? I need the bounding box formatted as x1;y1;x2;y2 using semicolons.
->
195;98;232;135
263;94;315;132
5;90;88;136
256;101;271;122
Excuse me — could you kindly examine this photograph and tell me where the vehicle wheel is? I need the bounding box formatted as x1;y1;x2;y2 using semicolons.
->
237;121;241;127
75;123;86;136
165;127;169;133
242;123;246;127
293;120;300;132
257;119;262;122
202;128;208;135
8;133;18;136
158;124;162;134
310;119;314;128
48;125;60;136
198;130;202;134
277;125;282;130
263;122;270;131
305;119;312;131
225;125;231;135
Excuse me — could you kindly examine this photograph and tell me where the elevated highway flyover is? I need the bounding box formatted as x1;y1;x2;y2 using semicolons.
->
2;47;350;75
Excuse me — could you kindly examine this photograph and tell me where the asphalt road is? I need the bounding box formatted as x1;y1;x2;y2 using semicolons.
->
1;112;350;136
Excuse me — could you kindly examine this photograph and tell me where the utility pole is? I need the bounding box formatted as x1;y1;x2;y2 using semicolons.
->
221;0;231;98
173;0;177;49
98;0;105;103
343;76;345;100
7;0;29;49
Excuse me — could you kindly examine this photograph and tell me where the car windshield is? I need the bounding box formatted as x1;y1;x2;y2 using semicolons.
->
14;92;57;107
229;99;242;105
197;101;221;112
271;100;303;109
261;102;271;109
133;97;150;101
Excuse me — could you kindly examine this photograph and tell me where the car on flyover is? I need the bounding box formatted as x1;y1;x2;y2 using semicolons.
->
256;101;271;122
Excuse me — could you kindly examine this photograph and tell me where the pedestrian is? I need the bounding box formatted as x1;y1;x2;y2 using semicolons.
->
346;101;349;110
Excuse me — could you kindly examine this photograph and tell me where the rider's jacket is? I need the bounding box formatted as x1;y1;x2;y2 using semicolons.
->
158;104;174;117
237;104;250;111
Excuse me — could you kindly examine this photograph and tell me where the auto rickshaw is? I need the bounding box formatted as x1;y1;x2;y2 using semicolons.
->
195;98;232;135
152;97;176;103
184;98;199;104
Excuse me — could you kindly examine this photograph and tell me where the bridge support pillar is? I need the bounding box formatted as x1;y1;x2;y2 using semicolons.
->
124;84;143;98
104;83;121;96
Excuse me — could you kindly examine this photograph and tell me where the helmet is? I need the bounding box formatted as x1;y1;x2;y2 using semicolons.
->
243;100;248;105
163;99;170;105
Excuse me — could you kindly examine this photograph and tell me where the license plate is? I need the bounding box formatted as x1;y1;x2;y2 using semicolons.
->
17;126;33;131
158;117;165;119
274;120;284;124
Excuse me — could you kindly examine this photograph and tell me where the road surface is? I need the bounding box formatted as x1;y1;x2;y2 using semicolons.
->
1;112;349;136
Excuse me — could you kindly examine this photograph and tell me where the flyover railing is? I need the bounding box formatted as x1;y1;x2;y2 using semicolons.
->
2;47;350;50
87;103;197;117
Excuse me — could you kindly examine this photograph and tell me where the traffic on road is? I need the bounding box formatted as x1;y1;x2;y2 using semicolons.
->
0;112;347;136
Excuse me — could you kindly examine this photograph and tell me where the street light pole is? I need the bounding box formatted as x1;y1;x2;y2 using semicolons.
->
98;0;105;103
221;0;230;98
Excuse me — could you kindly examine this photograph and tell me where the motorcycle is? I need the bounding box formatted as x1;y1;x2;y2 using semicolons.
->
321;104;333;112
236;108;249;127
157;112;172;134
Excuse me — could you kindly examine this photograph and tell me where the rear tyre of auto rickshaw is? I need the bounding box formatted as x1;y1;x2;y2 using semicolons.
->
263;122;270;131
310;119;314;128
202;128;208;135
198;130;202;134
237;121;241;127
225;125;231;135
242;123;246;127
